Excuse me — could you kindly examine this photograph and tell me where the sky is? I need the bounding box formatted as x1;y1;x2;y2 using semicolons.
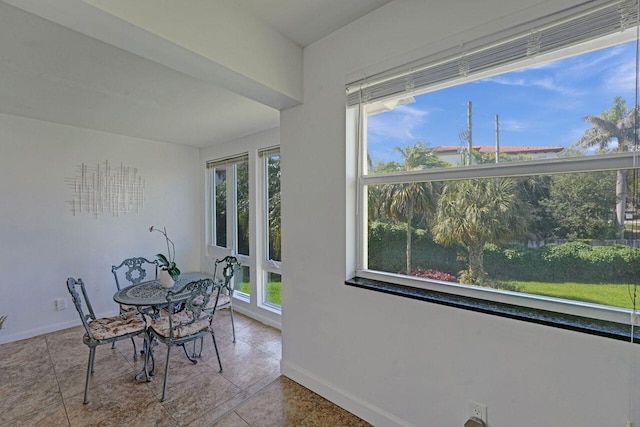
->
367;40;638;165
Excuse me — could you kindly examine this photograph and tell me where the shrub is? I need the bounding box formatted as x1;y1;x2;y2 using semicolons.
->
405;267;458;282
368;220;639;284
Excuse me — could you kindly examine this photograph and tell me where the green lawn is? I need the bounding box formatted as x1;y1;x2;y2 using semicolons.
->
237;281;282;306
513;281;639;309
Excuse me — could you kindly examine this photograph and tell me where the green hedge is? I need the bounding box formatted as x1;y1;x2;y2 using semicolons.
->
368;221;464;275
369;221;639;283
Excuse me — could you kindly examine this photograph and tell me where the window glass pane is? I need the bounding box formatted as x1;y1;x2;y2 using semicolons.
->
267;154;281;262
365;40;637;174
236;161;250;256
214;167;227;247
367;168;640;309
265;272;282;308
234;265;251;296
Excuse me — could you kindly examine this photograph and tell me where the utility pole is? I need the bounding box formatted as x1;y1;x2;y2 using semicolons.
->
467;101;473;165
495;114;500;163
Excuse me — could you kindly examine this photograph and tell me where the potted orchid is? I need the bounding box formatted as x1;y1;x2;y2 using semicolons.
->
149;226;181;287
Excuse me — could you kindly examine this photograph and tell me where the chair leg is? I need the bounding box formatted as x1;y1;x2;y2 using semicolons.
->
84;347;96;404
131;337;138;360
161;345;171;402
229;306;236;343
191;338;204;358
210;331;223;373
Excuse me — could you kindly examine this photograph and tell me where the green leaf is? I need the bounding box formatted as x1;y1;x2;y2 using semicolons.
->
156;253;170;267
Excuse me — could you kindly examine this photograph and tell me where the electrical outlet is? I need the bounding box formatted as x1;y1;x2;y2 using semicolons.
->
54;298;66;311
469;400;487;424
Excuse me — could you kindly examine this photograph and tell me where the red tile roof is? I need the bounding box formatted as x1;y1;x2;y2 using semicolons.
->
432;145;564;154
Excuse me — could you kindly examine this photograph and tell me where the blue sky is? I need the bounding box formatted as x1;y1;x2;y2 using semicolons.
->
367;40;637;164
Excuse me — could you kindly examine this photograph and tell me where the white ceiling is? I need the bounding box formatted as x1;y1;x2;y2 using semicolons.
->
234;0;393;48
0;0;392;148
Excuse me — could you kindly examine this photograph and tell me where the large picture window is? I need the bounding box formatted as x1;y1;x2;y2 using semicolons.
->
261;148;282;309
208;154;250;297
207;147;282;316
351;0;640;323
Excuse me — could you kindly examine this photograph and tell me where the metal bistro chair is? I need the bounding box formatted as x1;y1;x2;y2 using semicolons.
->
191;256;240;358
146;278;223;402
211;256;240;342
111;257;159;308
111;257;158;354
66;277;147;404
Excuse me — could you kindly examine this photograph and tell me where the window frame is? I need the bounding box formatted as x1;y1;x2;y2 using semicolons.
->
351;4;640;327
206;147;283;316
259;148;282;311
207;155;251;299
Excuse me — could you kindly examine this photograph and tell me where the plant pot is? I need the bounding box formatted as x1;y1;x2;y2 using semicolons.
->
159;269;175;288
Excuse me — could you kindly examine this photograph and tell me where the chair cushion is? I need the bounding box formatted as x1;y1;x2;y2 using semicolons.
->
205;294;231;310
87;313;145;340
119;304;138;313
149;311;210;339
193;294;231;310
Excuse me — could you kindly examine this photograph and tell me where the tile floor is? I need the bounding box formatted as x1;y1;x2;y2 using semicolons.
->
0;310;371;426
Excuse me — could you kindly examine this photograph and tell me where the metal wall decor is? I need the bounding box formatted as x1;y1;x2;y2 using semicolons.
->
66;160;145;216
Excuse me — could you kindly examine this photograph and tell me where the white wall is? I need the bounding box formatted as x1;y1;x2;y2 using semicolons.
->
280;0;640;426
0;114;201;344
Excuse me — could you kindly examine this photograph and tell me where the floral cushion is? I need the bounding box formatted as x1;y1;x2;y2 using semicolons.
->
193;294;231;310
149;311;210;338
208;294;230;309
119;303;138;313
87;313;145;340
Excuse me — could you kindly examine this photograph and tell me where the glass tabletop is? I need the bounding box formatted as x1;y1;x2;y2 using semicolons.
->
113;271;214;307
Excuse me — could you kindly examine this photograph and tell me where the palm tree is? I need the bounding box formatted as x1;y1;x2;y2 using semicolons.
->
432;178;529;284
380;142;447;273
573;96;639;237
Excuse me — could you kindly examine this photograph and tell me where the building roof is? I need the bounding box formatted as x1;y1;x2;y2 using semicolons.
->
432;145;565;154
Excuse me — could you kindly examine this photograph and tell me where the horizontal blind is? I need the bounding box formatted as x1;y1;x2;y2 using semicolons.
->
258;146;280;158
346;0;638;106
206;153;249;169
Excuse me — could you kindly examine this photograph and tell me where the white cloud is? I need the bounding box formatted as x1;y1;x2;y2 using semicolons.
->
367;104;429;142
484;75;582;96
604;58;636;94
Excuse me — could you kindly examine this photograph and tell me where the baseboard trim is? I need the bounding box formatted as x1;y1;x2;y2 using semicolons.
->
232;305;281;330
0;309;118;345
280;359;412;427
0;318;79;345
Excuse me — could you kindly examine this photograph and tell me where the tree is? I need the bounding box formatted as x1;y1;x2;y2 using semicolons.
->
267;155;281;261
540;171;617;240
378;142;447;273
432;178;529;284
573;96;639;236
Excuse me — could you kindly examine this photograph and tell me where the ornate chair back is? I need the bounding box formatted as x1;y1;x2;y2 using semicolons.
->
212;256;241;342
66;277;98;342
213;255;240;300
111;257;158;291
165;278;221;340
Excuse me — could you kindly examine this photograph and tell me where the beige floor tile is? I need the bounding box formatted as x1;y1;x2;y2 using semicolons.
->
155;367;242;426
0;371;63;425
210;411;252;427
298;392;373;427
9;400;70;427
0;312;370;427
56;347;137;398
64;374;158;426
233;377;318;427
